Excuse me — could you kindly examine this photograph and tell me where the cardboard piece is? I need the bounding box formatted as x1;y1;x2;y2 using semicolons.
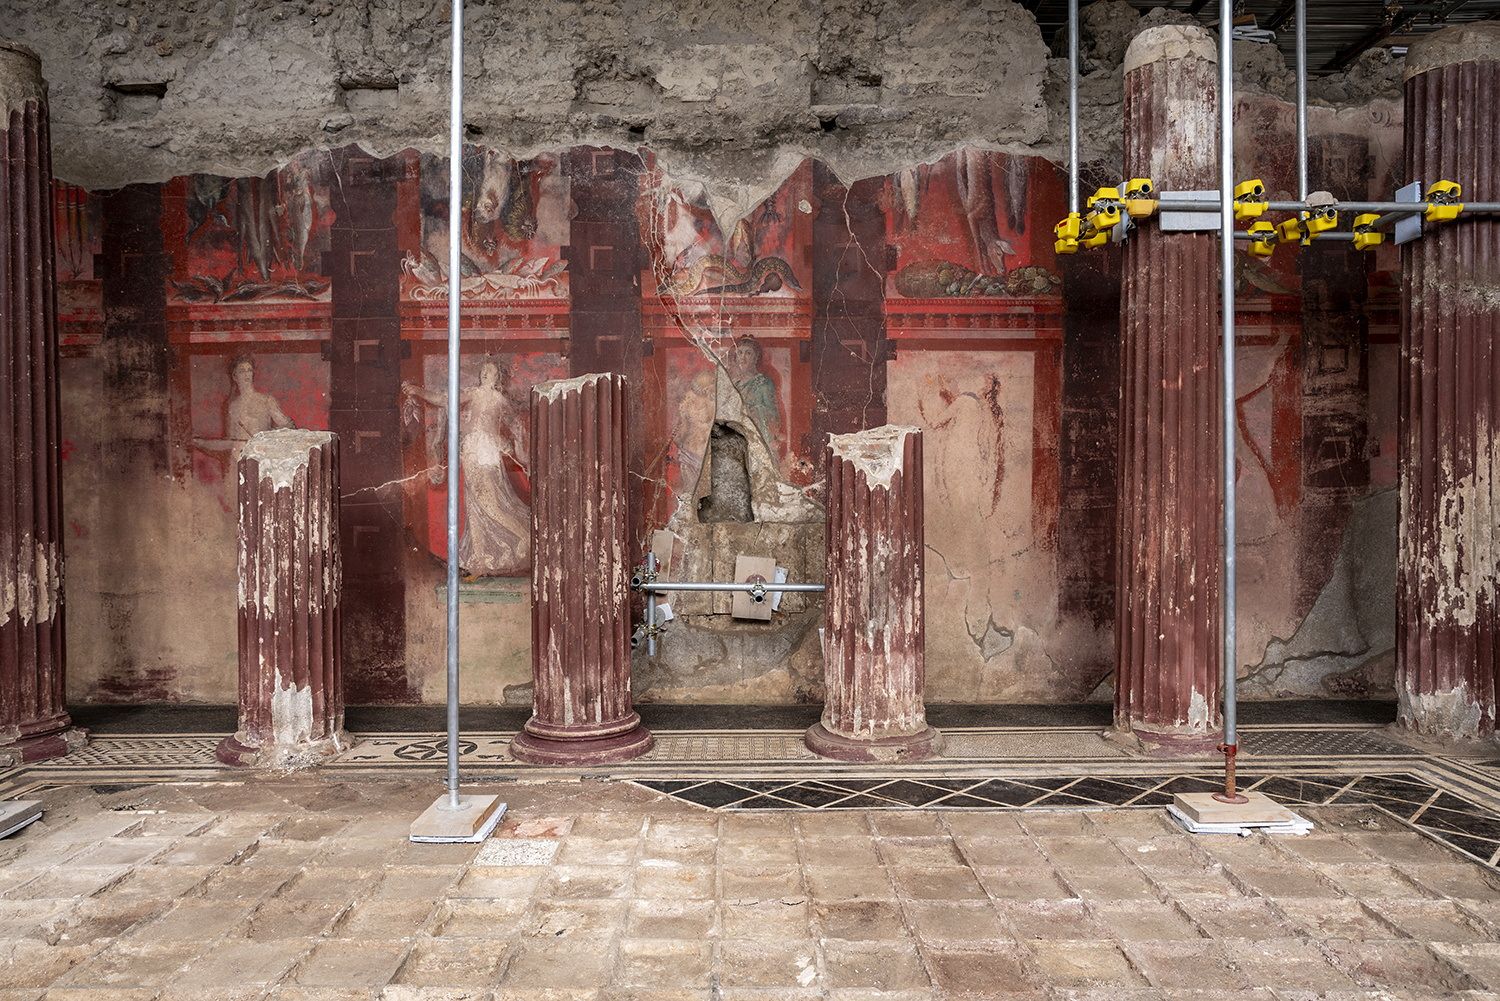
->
410;793;507;844
1170;791;1313;835
730;554;777;621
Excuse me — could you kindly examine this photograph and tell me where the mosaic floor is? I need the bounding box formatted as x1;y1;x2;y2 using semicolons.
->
7;716;1500;870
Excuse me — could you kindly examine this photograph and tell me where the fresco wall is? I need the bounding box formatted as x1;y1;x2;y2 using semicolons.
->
57;93;1405;705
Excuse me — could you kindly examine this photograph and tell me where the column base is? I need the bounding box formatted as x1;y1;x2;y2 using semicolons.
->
1109;720;1223;757
215;730;351;770
508;718;654;765
804;721;943;763
0;720;88;766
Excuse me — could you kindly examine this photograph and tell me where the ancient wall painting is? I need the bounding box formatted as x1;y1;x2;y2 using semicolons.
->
50;128;1402;705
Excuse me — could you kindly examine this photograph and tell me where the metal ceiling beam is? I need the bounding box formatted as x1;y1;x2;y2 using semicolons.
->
1265;0;1298;31
1325;0;1476;71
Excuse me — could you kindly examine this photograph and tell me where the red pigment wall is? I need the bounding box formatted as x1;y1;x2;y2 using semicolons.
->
57;97;1403;705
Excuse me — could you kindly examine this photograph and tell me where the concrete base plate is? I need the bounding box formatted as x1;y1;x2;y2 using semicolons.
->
0;800;43;839
1169;791;1313;835
409;793;506;844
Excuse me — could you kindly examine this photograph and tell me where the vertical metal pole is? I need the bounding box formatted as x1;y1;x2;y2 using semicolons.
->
1067;0;1081;215
1295;0;1309;200
1217;0;1242;801
646;552;658;658
444;0;464;811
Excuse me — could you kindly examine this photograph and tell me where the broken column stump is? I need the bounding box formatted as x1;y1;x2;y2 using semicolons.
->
1113;24;1225;754
806;426;941;762
510;373;653;765
0;42;85;765
217;430;349;769
1396;23;1500;738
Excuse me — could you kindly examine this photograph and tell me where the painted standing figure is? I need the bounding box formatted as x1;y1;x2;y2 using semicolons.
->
727;337;781;456
403;359;530;576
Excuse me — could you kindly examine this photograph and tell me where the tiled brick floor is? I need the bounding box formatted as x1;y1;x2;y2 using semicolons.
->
4;776;1500;998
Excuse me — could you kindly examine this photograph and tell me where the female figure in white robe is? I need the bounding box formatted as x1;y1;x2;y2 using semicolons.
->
402;359;530;576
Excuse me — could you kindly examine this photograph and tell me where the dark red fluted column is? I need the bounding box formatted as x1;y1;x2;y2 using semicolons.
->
511;372;652;764
1397;24;1500;738
806;426;939;762
217;430;348;768
1113;25;1224;753
0;42;84;765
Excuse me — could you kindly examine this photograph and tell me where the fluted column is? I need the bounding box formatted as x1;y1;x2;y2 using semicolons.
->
0;42;84;765
510;372;653;764
1113;25;1224;753
217;430;348;768
806;426;940;762
1397;23;1500;739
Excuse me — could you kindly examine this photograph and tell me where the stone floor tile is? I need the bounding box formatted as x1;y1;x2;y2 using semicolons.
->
715;991;822;1001
624;899;716;939
46;895;172;947
824;991;936;1001
279;867;384;903
1221;861;1343;899
821;939;930;990
869;814;947;839
155;990;268;1001
499;942;612;990
374;867;463;901
717;839;798;867
952;836;1048;868
294;940;410;987
632;861;715;899
1055;865;1160;900
645;817;717;840
524;899;625;941
391;940;511;987
874;838;964;869
54;941;203;988
596;991;707;1001
1314;863;1431;898
65;836;180;867
454;868;546;900
720;898;811;939
43;988;160;1001
888;865;988;901
716;939;820;988
491;990;597;1001
800;836;881;868
315;839;409;868
1137;866;1245;898
613;938;714;989
1430;943;1500;990
996;899;1104;941
1222;937;1358;991
391;842;485;867
919;944;1037;996
1393;864;1500;901
556;837;638;867
1090;900;1200;940
719;864;802;900
903;900;1009;944
1036;837;1130;869
542;866;632;901
1122;941;1249;991
793;812;873;837
1087;811;1178;837
804;865;896;901
937;814;1029;838
1276;836;1379;865
42;814;145;845
1368;899;1486;940
237;898;349;941
5;867;129;901
332;900;438;939
198;866;294;900
810;899;907;940
0;901;69;942
718;815;795;840
1177;898;1300;939
240;841;324;869
125;898;259;943
1026;939;1148;988
972;866;1074;900
1323;940;1482;992
0;944;97;989
171;937;310;987
1275;898;1400;939
431;899;530;938
1018;813;1096;837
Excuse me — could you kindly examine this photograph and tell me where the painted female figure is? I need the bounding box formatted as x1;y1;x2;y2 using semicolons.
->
402;359;530;576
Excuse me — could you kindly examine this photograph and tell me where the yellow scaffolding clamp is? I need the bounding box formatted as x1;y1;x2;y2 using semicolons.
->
1425;180;1463;223
1081;229;1110;249
1086;186;1123;233
1246;220;1277;258
1305;205;1339;240
1054;212;1082;255
1233;179;1269;222
1276;217;1305;246
1352;213;1384;251
1122;177;1156;219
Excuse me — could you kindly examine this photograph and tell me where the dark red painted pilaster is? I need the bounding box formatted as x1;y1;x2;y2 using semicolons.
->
510;372;652;764
0;43;84;764
807;426;939;762
218;430;347;768
1114;26;1224;752
1397;24;1500;737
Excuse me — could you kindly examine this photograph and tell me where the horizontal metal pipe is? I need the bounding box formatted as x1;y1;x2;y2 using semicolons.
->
1153;198;1500;214
640;582;827;593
